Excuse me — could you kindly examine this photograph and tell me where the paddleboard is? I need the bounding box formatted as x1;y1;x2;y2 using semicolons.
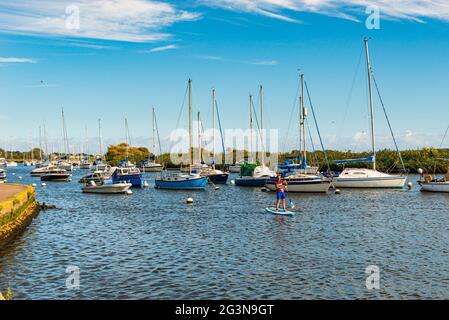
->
265;208;296;216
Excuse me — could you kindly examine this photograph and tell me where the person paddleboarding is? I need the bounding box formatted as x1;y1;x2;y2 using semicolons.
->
274;173;288;212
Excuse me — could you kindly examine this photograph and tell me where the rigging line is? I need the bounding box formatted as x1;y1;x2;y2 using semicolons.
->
215;100;226;162
439;125;449;148
372;74;406;173
154;111;163;156
282;81;301;153
304;81;331;172
337;44;364;138
306;119;319;166
250;98;267;156
169;83;189;152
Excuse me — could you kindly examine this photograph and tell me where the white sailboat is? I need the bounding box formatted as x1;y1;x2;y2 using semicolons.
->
266;75;330;193
236;88;276;187
141;107;164;172
333;38;407;189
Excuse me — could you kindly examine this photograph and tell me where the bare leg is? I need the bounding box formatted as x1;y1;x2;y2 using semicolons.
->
275;199;280;211
282;199;287;212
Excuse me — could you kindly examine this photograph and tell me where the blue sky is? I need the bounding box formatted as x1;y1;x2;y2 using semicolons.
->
1;0;449;153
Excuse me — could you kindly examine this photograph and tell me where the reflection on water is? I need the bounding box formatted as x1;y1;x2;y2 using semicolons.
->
0;167;448;299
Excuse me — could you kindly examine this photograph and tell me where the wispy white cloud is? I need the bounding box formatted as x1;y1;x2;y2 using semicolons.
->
0;57;36;63
200;0;449;23
0;0;200;43
145;44;179;53
249;59;278;66
196;55;225;61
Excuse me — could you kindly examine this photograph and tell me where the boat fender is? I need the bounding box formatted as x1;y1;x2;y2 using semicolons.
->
186;197;194;204
407;182;413;190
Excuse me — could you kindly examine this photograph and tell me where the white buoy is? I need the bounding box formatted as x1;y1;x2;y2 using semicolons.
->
261;187;268;192
407;182;413;190
143;181;149;188
230;180;235;185
335;189;341;194
126;190;133;195
18;176;23;180
41;182;47;187
417;168;424;175
186;197;194;204
32;183;37;187
214;186;220;190
12;173;15;176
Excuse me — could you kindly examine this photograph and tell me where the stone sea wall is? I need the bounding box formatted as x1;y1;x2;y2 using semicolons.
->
0;184;40;249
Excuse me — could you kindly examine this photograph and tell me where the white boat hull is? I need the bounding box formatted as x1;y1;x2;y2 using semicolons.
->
334;176;406;188
82;183;132;194
420;182;449;193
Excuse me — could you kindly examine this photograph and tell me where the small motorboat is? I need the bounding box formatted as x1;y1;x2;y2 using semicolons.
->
40;169;71;182
31;165;58;177
140;160;164;172
79;159;91;169
82;180;132;194
200;167;229;184
112;161;143;187
79;171;112;184
418;171;449;193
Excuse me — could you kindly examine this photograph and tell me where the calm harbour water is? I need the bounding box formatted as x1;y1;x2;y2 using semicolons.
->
0;166;448;299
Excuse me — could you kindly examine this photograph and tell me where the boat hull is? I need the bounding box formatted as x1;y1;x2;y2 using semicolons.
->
206;173;229;184
155;176;208;190
333;176;406;189
112;173;143;187
420;182;449;193
235;177;269;187
40;174;71;182
82;184;132;194
266;179;331;193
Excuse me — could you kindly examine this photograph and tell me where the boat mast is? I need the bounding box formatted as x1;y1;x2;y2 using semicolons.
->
98;119;103;159
125;118;130;160
152;107;156;157
212;88;216;169
38;126;43;161
364;37;376;171
300;74;307;166
259;85;265;166
198;111;201;165
61;107;69;158
249;94;253;161
188;79;193;172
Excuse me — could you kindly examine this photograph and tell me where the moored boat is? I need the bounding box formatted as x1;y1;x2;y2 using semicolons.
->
266;173;331;193
418;169;449;193
333;38;407;189
31;165;58;177
154;79;208;190
40;168;71;182
82;180;132;194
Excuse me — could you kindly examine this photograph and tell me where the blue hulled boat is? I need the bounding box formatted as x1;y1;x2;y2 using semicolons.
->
112;160;143;187
155;173;208;190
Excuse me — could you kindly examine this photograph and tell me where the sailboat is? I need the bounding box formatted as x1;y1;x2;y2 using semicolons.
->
155;79;208;190
112;118;144;187
140;107;164;172
57;108;73;172
266;75;331;193
235;87;276;187
333;38;407;189
90;119;109;172
199;89;229;184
